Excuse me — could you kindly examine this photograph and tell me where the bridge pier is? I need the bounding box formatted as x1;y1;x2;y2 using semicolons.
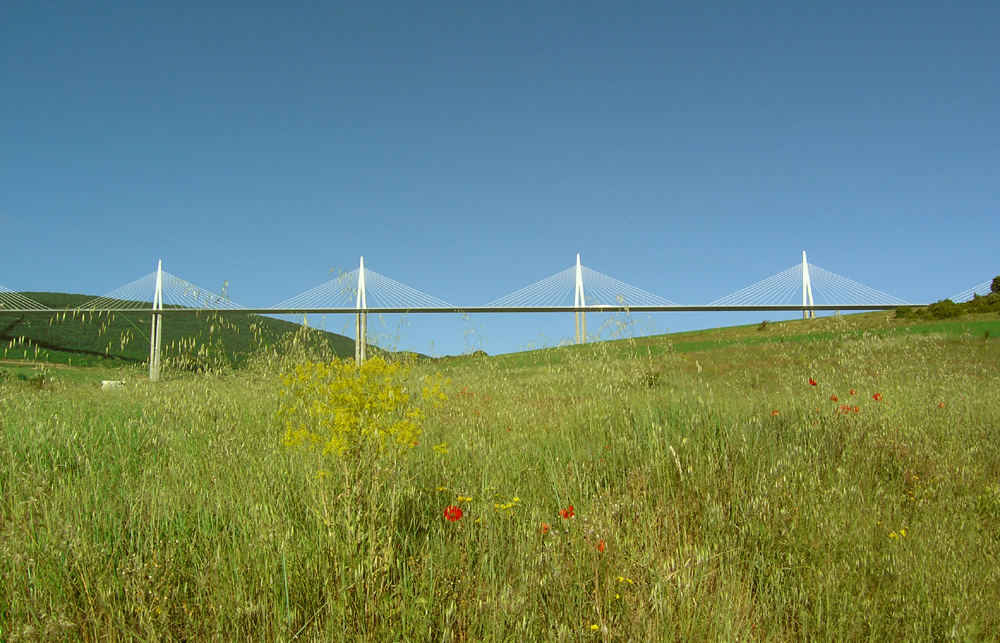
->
574;253;587;343
355;311;367;364
148;260;163;381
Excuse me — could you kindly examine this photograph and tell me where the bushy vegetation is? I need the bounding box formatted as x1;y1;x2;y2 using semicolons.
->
896;276;1000;320
278;356;446;458
2;316;1000;639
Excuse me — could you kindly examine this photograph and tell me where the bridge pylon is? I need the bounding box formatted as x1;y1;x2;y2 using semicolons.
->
802;251;815;319
355;256;368;365
574;253;586;344
148;260;164;381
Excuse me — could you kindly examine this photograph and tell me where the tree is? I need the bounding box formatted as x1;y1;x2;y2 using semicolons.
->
992;275;1000;294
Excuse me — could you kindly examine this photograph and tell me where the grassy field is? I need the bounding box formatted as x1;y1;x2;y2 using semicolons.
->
2;311;999;640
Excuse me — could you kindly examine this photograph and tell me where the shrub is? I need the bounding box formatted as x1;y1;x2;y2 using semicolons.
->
927;299;960;319
965;292;1000;314
277;356;446;459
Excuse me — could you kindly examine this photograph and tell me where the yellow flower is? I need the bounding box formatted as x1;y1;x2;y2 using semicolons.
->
590;624;599;631
277;357;426;458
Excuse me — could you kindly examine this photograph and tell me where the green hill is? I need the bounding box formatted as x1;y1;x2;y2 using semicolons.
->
468;306;1000;372
1;292;358;368
2;290;997;372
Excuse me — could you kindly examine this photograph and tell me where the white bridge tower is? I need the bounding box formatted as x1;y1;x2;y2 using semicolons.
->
802;251;815;319
148;260;163;381
355;256;368;364
574;253;586;344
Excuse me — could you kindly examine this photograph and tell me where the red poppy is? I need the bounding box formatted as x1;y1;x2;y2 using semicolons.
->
938;402;945;408
771;409;779;416
539;522;550;535
852;406;860;413
849;389;857;396
830;395;839;402
809;378;818;386
872;393;883;402
596;539;606;553
444;505;463;522
559;505;575;519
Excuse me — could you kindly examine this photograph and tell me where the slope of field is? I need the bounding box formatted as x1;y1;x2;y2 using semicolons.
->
486;308;1000;370
2;305;999;638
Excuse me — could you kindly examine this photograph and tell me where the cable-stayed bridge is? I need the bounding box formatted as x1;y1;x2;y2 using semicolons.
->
8;252;910;315
1;251;939;376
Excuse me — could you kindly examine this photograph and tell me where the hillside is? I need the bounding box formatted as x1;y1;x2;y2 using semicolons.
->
477;306;1000;373
2;291;997;372
0;292;357;367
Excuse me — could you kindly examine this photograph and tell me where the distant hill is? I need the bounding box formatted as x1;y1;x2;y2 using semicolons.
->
0;292;359;367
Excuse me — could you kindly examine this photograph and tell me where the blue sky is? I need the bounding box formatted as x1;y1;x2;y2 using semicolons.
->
2;2;997;355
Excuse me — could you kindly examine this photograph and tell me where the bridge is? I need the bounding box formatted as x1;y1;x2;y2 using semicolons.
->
3;251;970;379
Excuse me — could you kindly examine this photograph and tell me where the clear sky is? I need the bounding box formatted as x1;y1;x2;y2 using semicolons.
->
2;2;997;355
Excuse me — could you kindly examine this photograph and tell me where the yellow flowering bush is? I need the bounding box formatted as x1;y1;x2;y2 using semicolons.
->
277;356;446;458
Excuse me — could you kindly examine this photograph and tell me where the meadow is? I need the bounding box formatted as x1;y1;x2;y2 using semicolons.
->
2;312;999;640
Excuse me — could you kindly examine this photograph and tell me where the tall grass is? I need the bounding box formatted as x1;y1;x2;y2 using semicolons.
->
2;326;999;639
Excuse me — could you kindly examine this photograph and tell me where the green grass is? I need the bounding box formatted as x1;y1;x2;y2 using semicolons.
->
484;309;1000;368
2;313;999;639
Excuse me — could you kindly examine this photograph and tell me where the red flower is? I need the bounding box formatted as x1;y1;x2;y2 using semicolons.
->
771;409;779;416
849;389;857;396
539;522;550;534
809;378;818;386
559;505;575;519
872;393;883;402
830;395;839;402
596;539;606;553
938;402;945;408
444;505;463;522
852;406;860;413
